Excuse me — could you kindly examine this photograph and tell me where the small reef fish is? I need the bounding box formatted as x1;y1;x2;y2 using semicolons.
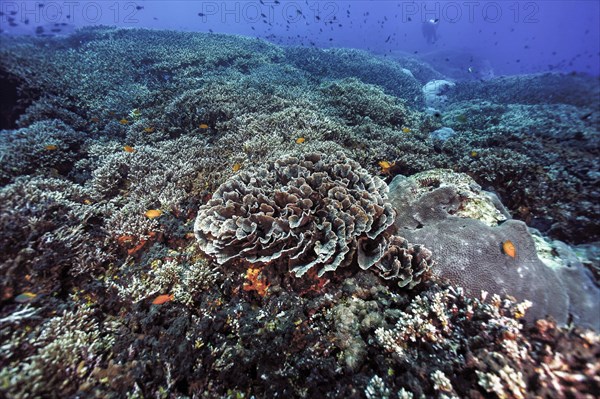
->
44;144;58;151
456;114;468;123
580;112;593;121
145;209;162;219
15;292;36;303
144;127;155;133
232;163;242;172
470;150;478;158
295;137;305;144
401;127;411;133
152;294;173;305
199;123;209;129
502;240;516;258
123;145;135;153
83;199;93;205
378;160;395;175
119;118;129;125
90;117;99;123
243;267;269;297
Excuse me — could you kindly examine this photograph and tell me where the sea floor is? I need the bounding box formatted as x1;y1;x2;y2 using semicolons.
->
0;27;599;398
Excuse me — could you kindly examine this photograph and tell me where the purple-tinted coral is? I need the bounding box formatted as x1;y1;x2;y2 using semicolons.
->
388;170;600;330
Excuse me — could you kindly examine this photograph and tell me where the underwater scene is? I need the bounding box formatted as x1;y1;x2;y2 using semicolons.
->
0;1;599;398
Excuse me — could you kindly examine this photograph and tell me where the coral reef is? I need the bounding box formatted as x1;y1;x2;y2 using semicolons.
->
0;119;85;185
195;152;432;286
448;73;600;107
388;169;600;330
4;28;596;244
318;78;423;128
0;176;113;295
441;100;600;243
284;47;424;106
0;306;119;398
0;27;598;399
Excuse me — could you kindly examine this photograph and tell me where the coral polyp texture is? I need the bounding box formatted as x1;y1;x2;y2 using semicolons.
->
195;152;431;285
388;169;600;330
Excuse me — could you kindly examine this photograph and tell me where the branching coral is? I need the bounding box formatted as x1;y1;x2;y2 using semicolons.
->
0;119;84;185
374;287;534;397
319;78;424;128
0;176;113;294
109;256;221;307
0;306;119;398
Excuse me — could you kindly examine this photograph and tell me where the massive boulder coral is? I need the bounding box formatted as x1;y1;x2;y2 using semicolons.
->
388;169;600;330
194;152;431;286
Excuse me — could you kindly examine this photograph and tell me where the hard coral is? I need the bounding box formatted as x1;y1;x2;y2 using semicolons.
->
0;176;112;294
369;235;432;289
319;78;423;128
195;152;431;285
388;170;600;330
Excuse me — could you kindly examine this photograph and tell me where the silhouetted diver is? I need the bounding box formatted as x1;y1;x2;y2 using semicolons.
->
422;18;439;44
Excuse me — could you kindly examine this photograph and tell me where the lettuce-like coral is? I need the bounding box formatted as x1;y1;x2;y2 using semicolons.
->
195;152;431;285
195;152;392;276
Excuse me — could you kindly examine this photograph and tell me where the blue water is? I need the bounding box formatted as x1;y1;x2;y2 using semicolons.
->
1;2;600;398
1;0;599;77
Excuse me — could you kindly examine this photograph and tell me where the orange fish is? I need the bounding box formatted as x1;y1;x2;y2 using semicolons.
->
378;160;395;175
295;137;305;144
232;163;242;172
83;199;93;205
199;123;209;129
44;144;58;151
502;240;516;258
145;209;162;219
144;127;155;133
152;294;173;305
243;267;269;297
123;145;135;153
119;119;129;125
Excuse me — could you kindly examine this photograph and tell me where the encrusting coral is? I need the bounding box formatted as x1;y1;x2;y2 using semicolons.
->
195;152;432;286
